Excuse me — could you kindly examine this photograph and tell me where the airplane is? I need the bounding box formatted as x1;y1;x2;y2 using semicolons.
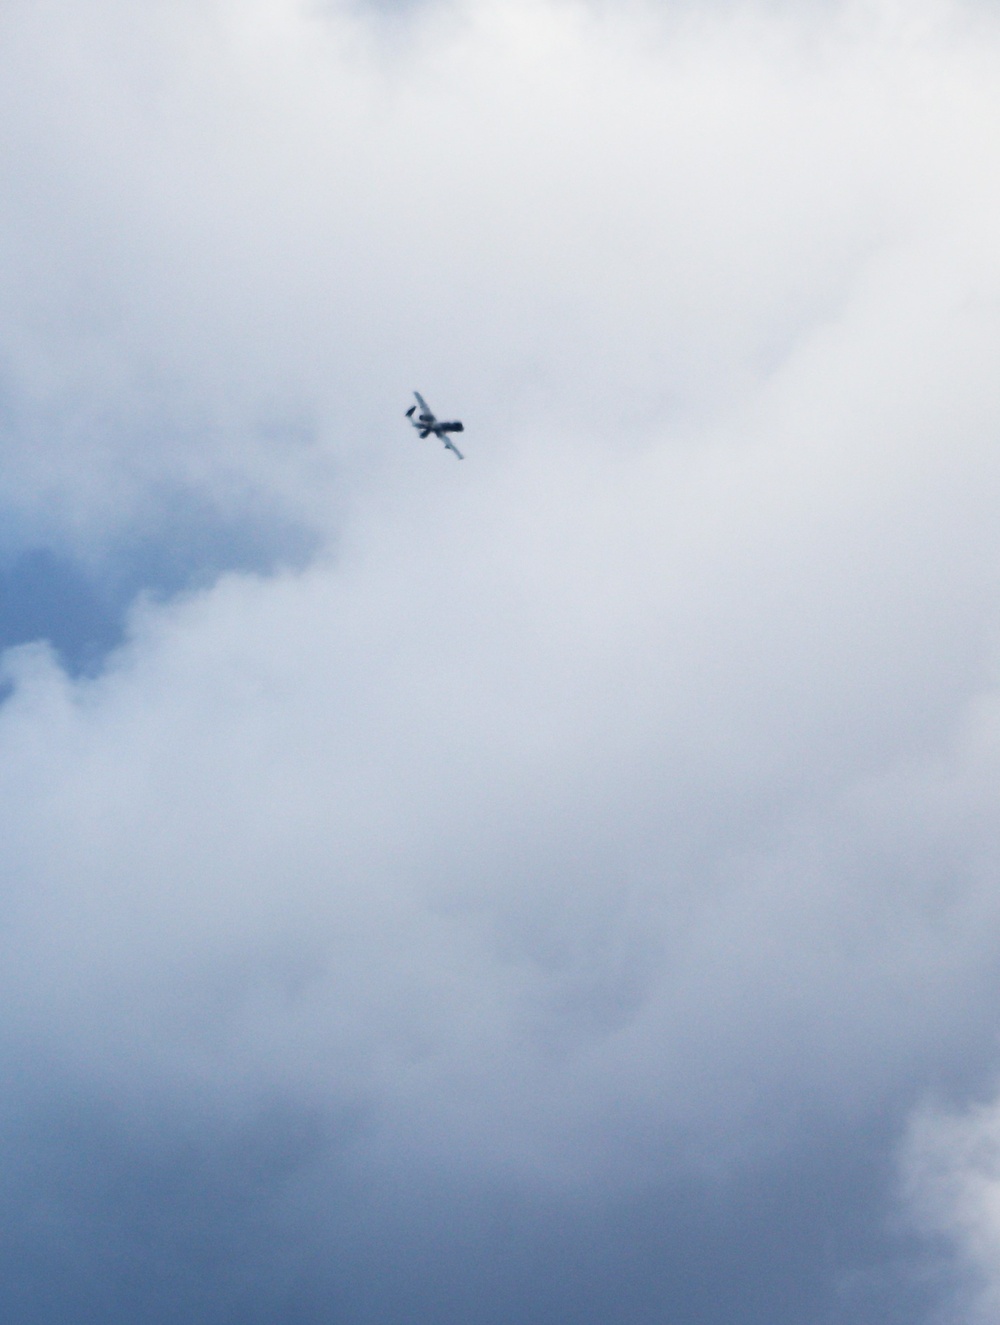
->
405;391;464;459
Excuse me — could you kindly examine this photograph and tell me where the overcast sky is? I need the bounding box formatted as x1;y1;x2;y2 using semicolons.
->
3;0;1000;1320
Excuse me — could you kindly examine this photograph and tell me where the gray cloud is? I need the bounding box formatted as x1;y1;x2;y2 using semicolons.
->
2;0;1000;1319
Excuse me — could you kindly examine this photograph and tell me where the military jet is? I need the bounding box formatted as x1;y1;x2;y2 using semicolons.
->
405;392;464;459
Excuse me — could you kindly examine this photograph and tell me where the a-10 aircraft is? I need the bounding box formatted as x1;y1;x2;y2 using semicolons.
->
405;392;464;459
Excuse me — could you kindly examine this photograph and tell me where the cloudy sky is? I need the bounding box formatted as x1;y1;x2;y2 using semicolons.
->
4;0;1000;1319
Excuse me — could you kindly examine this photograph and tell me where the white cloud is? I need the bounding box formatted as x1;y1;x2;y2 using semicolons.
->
1;0;1000;1301
904;1092;1000;1324
0;0;995;536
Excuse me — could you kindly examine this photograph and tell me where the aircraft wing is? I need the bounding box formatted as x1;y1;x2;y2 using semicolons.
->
444;436;464;460
413;391;433;420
